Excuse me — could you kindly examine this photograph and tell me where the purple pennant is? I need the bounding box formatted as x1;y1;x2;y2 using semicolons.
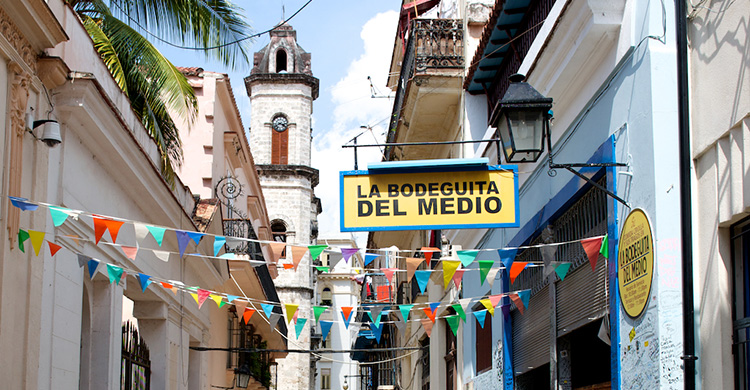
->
341;248;360;263
175;231;191;258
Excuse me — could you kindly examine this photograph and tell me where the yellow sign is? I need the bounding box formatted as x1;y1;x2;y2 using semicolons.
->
340;165;518;232
618;209;654;318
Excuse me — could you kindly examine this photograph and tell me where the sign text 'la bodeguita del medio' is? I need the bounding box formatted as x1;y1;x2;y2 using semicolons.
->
340;160;519;232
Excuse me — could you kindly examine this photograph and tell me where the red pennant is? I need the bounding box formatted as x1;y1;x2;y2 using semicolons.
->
421;247;440;263
243;308;256;324
509;262;528;284
509;293;525;315
381;268;397;283
93;216;108;244
581;237;604;271
422;307;436;323
197;289;211;308
47;241;62;256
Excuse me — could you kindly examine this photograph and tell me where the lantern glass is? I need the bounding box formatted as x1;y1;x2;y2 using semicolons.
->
498;109;545;163
235;366;251;388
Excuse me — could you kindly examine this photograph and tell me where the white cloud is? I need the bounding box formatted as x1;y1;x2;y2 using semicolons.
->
312;11;398;245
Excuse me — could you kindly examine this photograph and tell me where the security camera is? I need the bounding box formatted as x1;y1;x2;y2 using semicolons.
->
30;119;62;147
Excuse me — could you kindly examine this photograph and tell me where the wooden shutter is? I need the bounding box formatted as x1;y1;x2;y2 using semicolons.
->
271;129;288;164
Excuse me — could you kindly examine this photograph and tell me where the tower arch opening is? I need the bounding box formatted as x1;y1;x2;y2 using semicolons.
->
276;49;287;73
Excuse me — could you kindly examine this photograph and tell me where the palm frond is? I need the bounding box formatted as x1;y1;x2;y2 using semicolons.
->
81;15;128;94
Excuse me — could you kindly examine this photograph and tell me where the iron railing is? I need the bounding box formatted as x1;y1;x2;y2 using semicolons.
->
223;218;264;259
121;321;150;390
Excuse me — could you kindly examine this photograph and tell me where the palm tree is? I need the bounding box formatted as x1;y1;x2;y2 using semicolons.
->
69;0;252;185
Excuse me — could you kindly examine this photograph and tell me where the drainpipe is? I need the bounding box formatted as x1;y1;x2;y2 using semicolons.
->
675;0;697;388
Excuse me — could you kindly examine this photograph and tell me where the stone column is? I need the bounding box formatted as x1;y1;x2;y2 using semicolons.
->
90;280;123;390
134;301;169;390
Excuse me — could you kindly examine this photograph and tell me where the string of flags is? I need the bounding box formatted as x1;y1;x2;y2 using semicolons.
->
9;195;610;343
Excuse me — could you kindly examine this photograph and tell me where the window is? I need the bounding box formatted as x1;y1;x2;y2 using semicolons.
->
320;369;331;390
420;337;430;390
320;287;332;306
475;304;492;374
276;49;287;73
732;217;750;390
271;220;287;243
270;115;288;164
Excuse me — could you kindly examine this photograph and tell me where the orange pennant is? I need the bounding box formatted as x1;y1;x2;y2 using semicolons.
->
161;281;173;289
283;263;294;270
421;317;434;337
510;262;528;284
341;306;353;321
268;242;286;263
406;257;424;282
290;246;309;270
93;216;108;244
422;307;436;323
92;216;125;244
243;308;256;324
104;219;125;243
47;241;62;257
420;247;440;263
581;237;604;271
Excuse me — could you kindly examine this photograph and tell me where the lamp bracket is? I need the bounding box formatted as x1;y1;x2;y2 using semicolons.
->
548;162;630;207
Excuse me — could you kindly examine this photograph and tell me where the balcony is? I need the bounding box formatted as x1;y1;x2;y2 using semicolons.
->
384;18;465;162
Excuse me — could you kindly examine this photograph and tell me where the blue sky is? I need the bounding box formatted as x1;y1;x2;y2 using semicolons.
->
154;1;400;242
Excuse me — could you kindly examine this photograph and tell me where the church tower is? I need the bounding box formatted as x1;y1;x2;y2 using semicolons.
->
245;24;320;390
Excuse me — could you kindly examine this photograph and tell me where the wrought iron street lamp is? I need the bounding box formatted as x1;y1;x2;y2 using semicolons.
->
234;364;251;389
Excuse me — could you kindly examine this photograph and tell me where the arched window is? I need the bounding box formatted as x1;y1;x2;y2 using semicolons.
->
276;49;287;73
271;220;287;242
271;114;288;164
320;287;332;306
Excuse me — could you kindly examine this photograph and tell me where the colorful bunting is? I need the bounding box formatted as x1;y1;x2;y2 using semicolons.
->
371;322;384;343
308;245;328;261
47;241;62;256
196;289;211;309
501;304;511;321
225;295;239;303
474;309;488;328
581;236;603;271
121;245;138;260
9;196;38;211
29;230;45;256
235;300;248;316
341;307;354;329
421;317;434;337
186;232;204;245
364;253;379;266
106;264;124;284
93;216;124;244
421;247;440;263
261;303;275;319
486;267;501;288
152;249;170;262
295;318;307;339
498;248;517;272
145;225;166;246
414;270;431;293
87;259;100;279
510;262;528;284
48;206;71;226
282;263;294;270
18;229;30;253
319;320;334;341
599;234;609;259
314;266;330;273
509;293;525;314
406;257;424;282
368;306;384;327
446;314;460;336
341;248;359;263
213;236;226;256
211;294;225;308
518;289;531;310
442;260;461;288
161;281;173;289
452;303;467;322
175;231;191;258
480;299;495;316
313;306;328;322
268;313;281;331
478;260;494;285
243;308;256;324
452;269;465;289
137;273;152;292
457;250;479;267
290;246;308;270
555;263;572;281
381;268;397;283
423;302;439;323
399;305;414;322
285;304;299;323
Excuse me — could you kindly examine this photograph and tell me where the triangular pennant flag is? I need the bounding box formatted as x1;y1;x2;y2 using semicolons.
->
489;294;503;308
581;237;604;271
28;230;45;256
327;253;343;270
319;320;334;341
364;253;379;266
399;304;414;322
137;273;152;292
368;306;385;327
451;303;467;322
394;314;407;333
308;245;328;261
161;281;173;289
442;260;461;288
519;290;531;309
341;307;354;329
152;249;170;262
509;293;525;314
134;223;150;245
77;254;89;268
211;294;224;308
421;247;440;263
510;262;528;284
446;315;460;336
290;246;309;270
414;270;431;293
104;219;125;243
457;250;479;267
313;306;328;322
474;309;488;328
283;263;294;270
225;295;238;304
18;229;30;253
292;308;300;324
175;231;191;258
381;268;397;283
315;266;330;273
600;234;609;259
48;206;70;226
421;317;434;337
9;196;38;211
295;318;307;339
498;248;517;273
555;263;572;281
486;267;501;288
480;299;495;316
371;322;384;343
341;248;359;263
422;302;439;323
196;289;211;309
406;257;424;282
145;225;166;246
478;260;494;285
285;304;299;323
190;293;200;306
261;303;275;319
121;245;138;260
213;236;226;256
452;269;466;289
243;308;256;324
544;262;560;277
235;300;248;317
47;241;62;257
106;264;124;284
268;313;281;331
87;259;100;279
92;217;108;244
186;232;204;245
268;242;286;263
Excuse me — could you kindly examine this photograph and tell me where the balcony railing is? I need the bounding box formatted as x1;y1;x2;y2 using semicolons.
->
224;218;263;259
385;19;464;160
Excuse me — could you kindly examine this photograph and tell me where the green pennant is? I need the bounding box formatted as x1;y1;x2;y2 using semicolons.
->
399;304;414;322
457;250;479;267
446;315;460;336
18;229;30;253
478;260;494;285
451;303;466;322
308;245;328;261
313;306;328;322
315;266;330;273
106;264;124;284
145;225;166;246
48;206;71;227
599;234;609;259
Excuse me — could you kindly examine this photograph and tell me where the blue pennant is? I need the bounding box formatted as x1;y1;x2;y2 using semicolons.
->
137;273;152;292
474;310;488;328
261;303;275;319
319;320;334;342
364;253;380;266
414;270;431;293
371;322;384;343
498;248;517;273
87;259;100;279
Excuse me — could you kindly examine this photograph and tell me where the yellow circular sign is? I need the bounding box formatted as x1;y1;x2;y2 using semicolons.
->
618;209;654;319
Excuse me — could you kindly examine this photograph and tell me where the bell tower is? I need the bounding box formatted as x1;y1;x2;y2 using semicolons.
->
245;23;320;390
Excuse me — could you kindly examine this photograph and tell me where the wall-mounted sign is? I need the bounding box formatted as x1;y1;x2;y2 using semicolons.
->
618;208;654;319
339;159;519;232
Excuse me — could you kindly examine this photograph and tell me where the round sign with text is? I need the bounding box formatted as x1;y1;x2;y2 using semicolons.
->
618;209;654;319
